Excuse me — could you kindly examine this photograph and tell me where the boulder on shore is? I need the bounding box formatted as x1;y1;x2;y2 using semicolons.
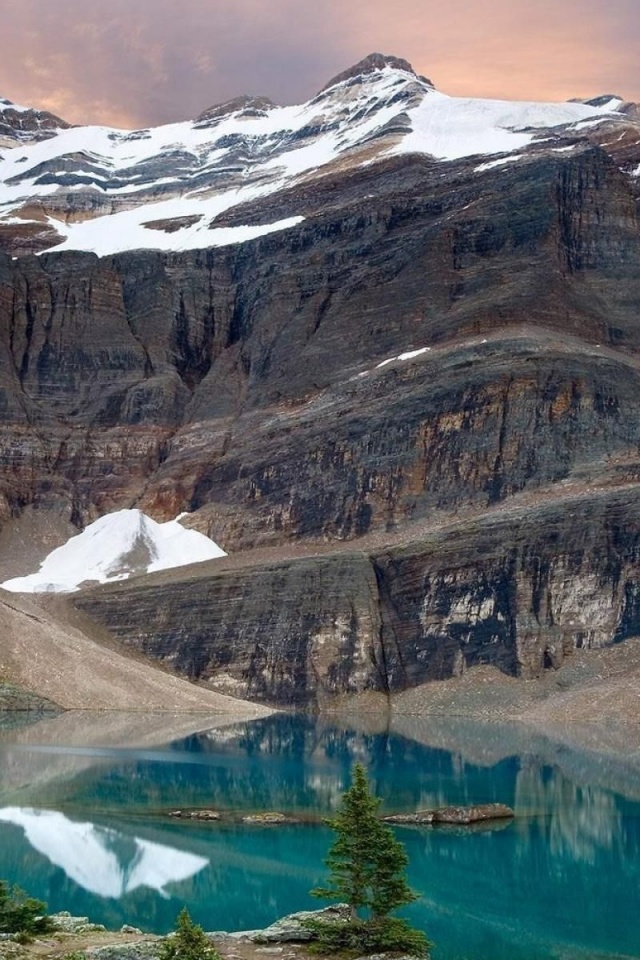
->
249;905;351;942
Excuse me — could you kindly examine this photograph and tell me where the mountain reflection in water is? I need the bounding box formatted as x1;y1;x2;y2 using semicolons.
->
0;807;208;897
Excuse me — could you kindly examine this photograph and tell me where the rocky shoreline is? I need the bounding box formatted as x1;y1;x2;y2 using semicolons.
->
0;907;425;960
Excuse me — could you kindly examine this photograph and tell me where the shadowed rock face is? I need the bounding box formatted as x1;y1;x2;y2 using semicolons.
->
74;487;640;708
0;145;638;549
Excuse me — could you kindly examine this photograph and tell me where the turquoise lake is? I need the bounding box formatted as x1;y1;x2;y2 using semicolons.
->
0;712;639;960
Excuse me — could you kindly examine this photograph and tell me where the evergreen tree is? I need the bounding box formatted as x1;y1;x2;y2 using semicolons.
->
309;763;431;956
312;762;417;919
160;908;220;960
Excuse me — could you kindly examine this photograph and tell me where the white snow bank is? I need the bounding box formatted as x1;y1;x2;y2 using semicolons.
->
474;154;526;172
46;207;305;257
1;508;226;593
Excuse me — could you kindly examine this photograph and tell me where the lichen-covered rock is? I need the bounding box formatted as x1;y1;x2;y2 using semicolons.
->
248;905;351;942
47;913;106;935
87;942;161;960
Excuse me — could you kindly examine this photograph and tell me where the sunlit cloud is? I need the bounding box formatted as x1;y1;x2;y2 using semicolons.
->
0;0;637;129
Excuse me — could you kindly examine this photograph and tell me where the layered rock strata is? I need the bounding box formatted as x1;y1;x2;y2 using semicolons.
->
0;143;638;555
74;485;640;708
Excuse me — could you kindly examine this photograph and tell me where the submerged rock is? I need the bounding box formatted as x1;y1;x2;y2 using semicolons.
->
168;809;221;820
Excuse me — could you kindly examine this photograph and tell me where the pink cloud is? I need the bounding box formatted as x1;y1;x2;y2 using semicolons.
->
0;0;636;128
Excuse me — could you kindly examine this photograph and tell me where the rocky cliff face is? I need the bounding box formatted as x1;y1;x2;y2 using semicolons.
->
75;485;640;708
1;58;640;705
0;143;639;553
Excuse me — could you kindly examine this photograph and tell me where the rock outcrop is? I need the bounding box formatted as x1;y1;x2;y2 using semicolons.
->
74;484;640;708
0;143;639;554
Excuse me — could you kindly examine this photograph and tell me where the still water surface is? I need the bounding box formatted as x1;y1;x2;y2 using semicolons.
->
0;713;639;960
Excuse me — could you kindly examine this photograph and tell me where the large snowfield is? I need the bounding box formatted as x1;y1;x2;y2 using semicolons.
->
0;509;226;593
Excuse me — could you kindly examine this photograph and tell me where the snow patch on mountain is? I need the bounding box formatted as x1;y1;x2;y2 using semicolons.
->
396;91;622;162
475;154;526;172
1;508;226;593
377;347;432;368
48;208;305;256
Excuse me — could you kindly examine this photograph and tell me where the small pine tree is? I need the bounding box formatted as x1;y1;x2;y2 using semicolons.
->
309;763;431;956
160;908;220;960
312;762;417;919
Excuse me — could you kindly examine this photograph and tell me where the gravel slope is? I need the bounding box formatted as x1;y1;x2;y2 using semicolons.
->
0;591;271;715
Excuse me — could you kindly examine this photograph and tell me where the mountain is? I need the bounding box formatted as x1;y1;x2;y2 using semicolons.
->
1;508;226;592
0;55;639;710
0;54;635;256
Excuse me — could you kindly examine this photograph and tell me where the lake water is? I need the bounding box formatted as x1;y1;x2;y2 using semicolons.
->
0;712;639;960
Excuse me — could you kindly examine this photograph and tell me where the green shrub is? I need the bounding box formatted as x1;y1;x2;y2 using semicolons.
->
303;915;431;957
159;908;220;960
0;880;55;936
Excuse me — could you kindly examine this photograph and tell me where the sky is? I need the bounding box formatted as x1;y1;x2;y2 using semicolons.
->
0;0;637;129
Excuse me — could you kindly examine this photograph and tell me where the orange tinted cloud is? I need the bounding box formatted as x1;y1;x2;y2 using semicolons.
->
0;0;637;128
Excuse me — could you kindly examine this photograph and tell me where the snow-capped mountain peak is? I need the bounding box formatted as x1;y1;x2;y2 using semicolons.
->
0;508;226;593
320;52;431;92
0;97;70;143
0;54;636;258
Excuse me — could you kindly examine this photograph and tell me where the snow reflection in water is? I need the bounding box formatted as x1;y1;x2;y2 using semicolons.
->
0;807;208;898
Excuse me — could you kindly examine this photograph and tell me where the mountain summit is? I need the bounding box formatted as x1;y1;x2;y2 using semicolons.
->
321;52;431;90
